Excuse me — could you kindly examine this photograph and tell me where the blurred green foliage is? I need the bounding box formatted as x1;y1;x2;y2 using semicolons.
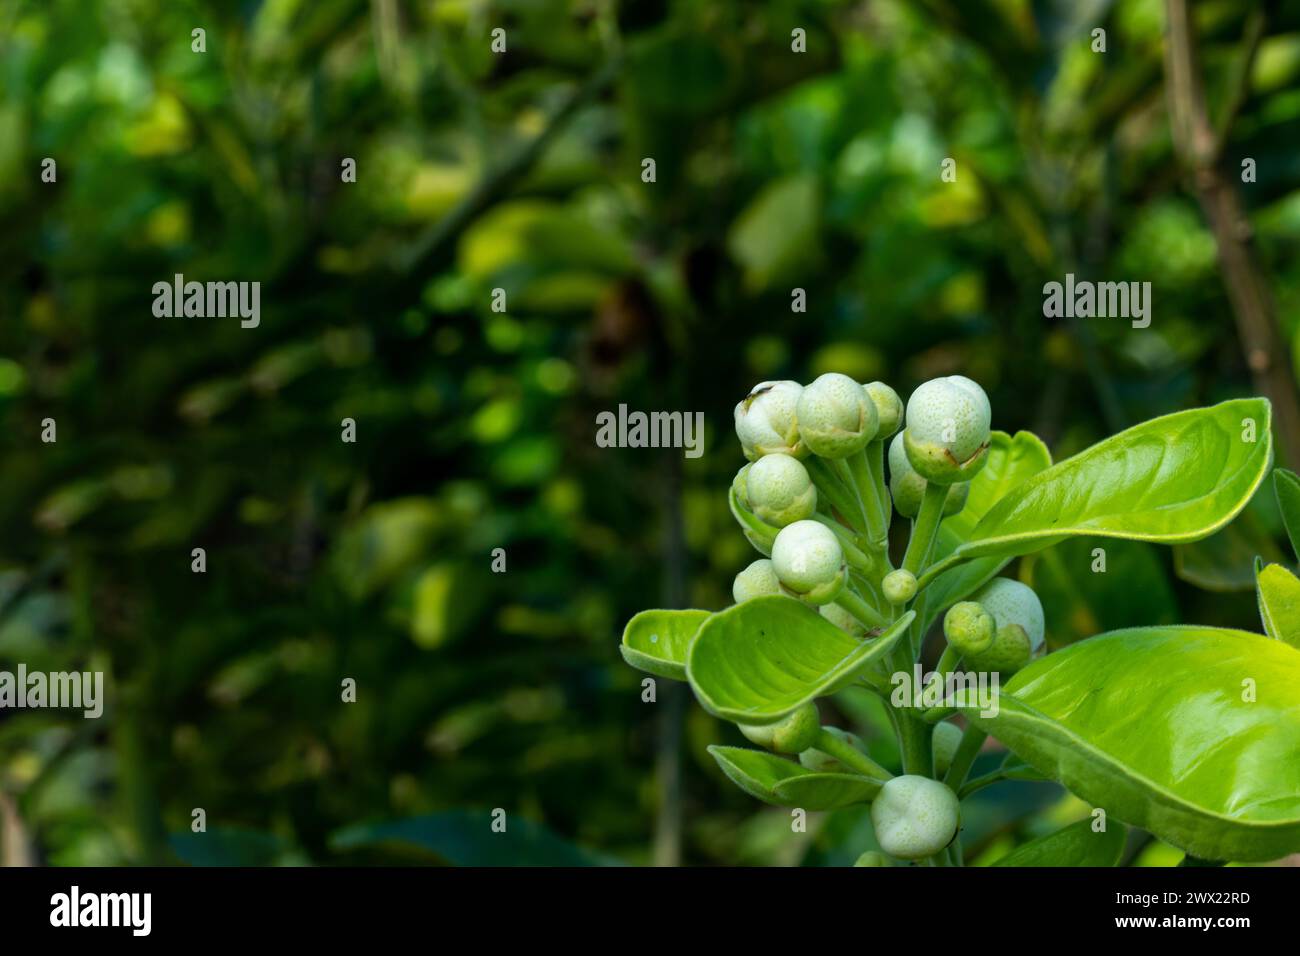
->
2;0;1299;865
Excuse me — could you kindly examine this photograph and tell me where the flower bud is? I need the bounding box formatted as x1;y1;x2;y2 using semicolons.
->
771;519;847;605
735;380;806;461
799;725;866;772
870;774;960;861
943;601;996;656
888;433;968;518
745;454;817;527
863;382;904;438
965;623;1032;675
970;577;1045;653
743;529;773;557
903;375;991;484
739;703;820;754
882;569;917;605
820;601;867;638
733;559;783;604
932;722;963;778
731;463;752;510
796;372;879;459
854;851;892;867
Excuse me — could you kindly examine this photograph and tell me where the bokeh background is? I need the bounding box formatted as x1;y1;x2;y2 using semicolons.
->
2;0;1299;866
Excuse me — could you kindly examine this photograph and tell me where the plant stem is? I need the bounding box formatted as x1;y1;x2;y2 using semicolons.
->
958;768;1009;798
829;457;872;533
867;438;889;531
895;709;932;776
812;728;893;783
812;513;875;574
806;457;869;534
901;481;947;575
835;588;887;629
847;448;888;548
942;725;987;792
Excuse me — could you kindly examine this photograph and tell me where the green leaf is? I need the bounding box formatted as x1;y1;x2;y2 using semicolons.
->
687;595;913;724
921;431;1053;630
620;608;711;681
707;746;877;808
964;625;1300;862
1173;499;1287;592
1257;563;1300;648
991;819;1126;867
925;400;1273;584
727;175;822;293
1274;468;1300;562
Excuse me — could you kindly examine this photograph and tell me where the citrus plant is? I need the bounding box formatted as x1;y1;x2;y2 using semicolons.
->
621;374;1300;865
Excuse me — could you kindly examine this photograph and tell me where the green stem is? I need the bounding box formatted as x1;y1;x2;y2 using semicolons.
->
812;728;893;783
812;513;875;574
834;588;887;629
901;481;947;575
829;457;872;533
805;457;867;534
847;448;887;548
942;725;987;792
895;710;932;776
958;768;1009;799
867;439;889;531
728;488;778;552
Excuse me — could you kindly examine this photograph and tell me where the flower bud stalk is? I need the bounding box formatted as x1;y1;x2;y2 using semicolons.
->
901;481;948;576
833;587;887;629
810;727;893;784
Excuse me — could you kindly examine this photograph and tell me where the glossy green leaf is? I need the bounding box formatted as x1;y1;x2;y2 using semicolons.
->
708;745;878;809
1257;564;1300;648
620;608;711;681
991;819;1126;867
687;595;913;725
1274;469;1300;562
921;431;1053;630
924;400;1273;585
964;626;1300;862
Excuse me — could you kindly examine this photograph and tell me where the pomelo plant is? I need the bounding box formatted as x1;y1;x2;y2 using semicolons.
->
622;374;1300;865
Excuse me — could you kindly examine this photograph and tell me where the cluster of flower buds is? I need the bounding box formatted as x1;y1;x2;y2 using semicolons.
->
943;578;1045;674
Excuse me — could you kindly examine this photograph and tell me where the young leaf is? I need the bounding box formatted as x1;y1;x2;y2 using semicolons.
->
620;608;711;681
1274;468;1300;563
687;595;913;725
964;625;1300;862
924;400;1273;585
991;819;1125;867
920;430;1052;630
1256;564;1300;648
708;745;876;808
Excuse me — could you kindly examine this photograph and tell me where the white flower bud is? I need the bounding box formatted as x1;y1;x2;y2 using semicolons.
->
882;568;917;605
854;851;891;867
903;375;991;484
863;381;904;438
870;774;960;861
735;380;806;460
932;722;963;778
969;578;1044;652
888;433;967;517
731;463;752;510
746;453;817;527
796;372;878;459
739;703;820;754
770;519;846;605
733;559;783;603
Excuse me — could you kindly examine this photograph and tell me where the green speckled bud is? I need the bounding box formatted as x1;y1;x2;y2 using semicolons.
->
970;577;1045;652
733;559;783;604
739;703;820;754
864;382;904;438
771;519;846;605
943;601;996;656
799;726;866;772
820;601;867;638
746;453;817;527
870;775;960;861
965;623;1032;675
882;569;917;605
932;722;963;778
903;375;991;484
796;372;878;459
854;851;892;867
735;380;806;461
888;433;967;518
